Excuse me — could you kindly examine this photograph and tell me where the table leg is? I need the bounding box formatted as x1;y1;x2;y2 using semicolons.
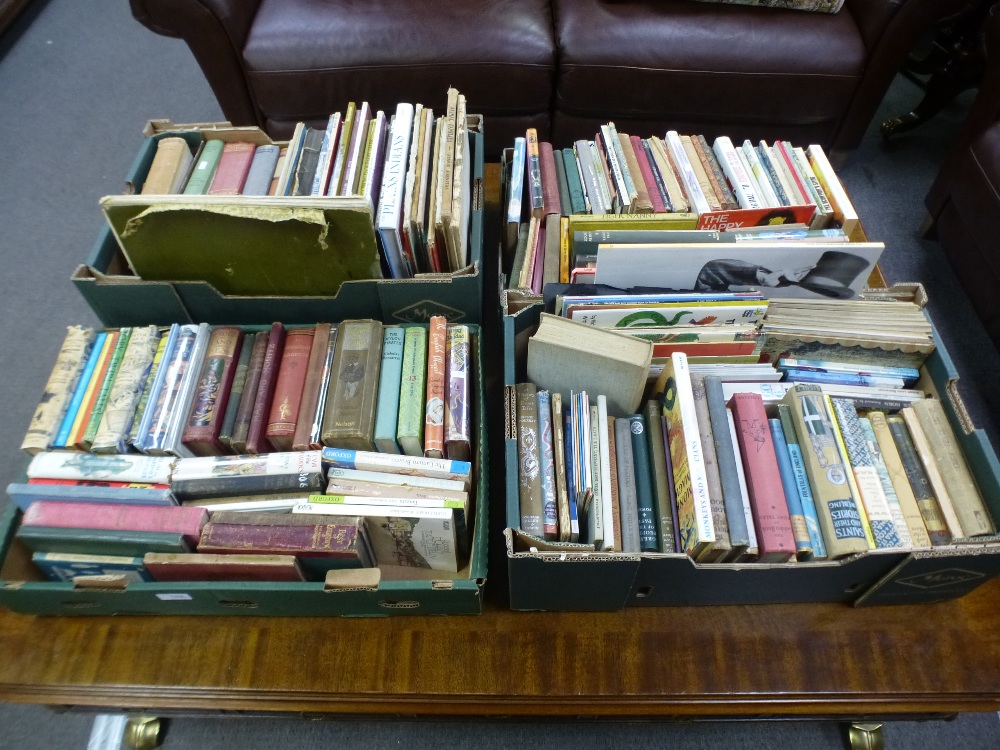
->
124;716;165;749
844;722;885;750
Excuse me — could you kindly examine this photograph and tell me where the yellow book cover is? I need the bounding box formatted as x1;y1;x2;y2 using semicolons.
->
824;394;875;550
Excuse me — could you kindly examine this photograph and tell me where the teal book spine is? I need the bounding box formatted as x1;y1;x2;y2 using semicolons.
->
374;326;405;453
396;326;427;456
561;147;587;214
769;418;813;558
183;138;224;195
628;413;659;552
704;375;750;558
54;332;108;447
777;403;826;558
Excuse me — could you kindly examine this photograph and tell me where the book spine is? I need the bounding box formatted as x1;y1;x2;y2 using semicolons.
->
781;385;869;557
776;404;826;558
588;404;605;548
506;137;526;226
613;416;641;552
604;413;623;550
293;326;334;452
92;325;160;454
539;140;561;217
564;410;580;541
341;102;371;196
131;326;177;451
309;328;339;449
424;316;448;458
8;483;174;512
376;102;415;278
54;331;108;448
242;144;281;196
638;137;671;212
179;326;243;456
22;500;206;546
26;450;175;484
230;330;269;454
265;327;315;452
768;418;814;558
325;467;463;493
526;130;544;218
682;135;721;212
755;142;792;206
793;146;834;216
327;102;356;198
825;394;876;549
141;137;192;194
143;326;199;454
561;147;587;215
182;138;224;195
899;407;966;540
444;325;472;461
703;376;752;557
551;392;572;541
552;147;572;218
396;326;428;456
728;392;796;562
574;140;604;215
868;410;933;548
712;136;762;210
886;415;951;544
726;409;759;558
310;112;341;197
610;126;640;213
643;399;675;553
648;136;689;212
775;141;813;206
320;319;382;451
246;322;286;455
320;447;472;488
516;382;544;537
208;141;255;195
199;521;362;558
80;329;131;450
536;390;559;539
362;112;388;215
689;377;732;561
23;326;96;455
806;144;859;236
696;134;738;210
598;127;627;213
373;326;406;454
859;416;913;548
666;131;710;214
741;140;779;208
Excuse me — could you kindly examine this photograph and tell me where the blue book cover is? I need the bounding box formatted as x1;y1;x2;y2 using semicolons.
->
54;331;108;447
6;482;175;512
242;144;281;196
628;414;660;552
536;390;558;538
133;324;180;452
777;404;826;559
782;368;905;390
703;376;750;556
31;551;153;583
769;418;813;557
507;137;526;225
564;410;579;542
373;327;405;453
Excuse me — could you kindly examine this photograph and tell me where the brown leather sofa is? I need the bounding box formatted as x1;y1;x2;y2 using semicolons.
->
130;0;967;158
925;4;1000;348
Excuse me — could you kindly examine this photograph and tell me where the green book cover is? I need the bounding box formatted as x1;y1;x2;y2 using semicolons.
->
396;326;427;457
218;332;256;449
183;138;224;195
16;526;189;557
81;327;133;449
628;413;660;552
561;147;587;215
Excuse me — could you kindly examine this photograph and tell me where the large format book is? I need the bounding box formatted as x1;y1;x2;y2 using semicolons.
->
320;319;383;450
373;326;406;454
689;376;732;561
703;376;751;560
424;316;448;458
781;384;869;557
867;410;933;548
445;325;472;461
728;392;796;563
180;326;244;456
516;382;544;538
144;552;304;582
527;313;652;417
22;325;96;455
246;322;286;455
170;451;324;500
397;325;428;456
142;136;193;195
92;325;161;454
292;323;333;452
265;326;315;452
376;102;416;278
886;415;951;544
21;500;206;547
908;398;995;538
229;329;269;454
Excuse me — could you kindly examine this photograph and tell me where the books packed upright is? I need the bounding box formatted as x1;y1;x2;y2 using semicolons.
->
13;318;479;583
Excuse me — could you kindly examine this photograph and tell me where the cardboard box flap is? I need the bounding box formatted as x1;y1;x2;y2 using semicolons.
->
855;546;1000;606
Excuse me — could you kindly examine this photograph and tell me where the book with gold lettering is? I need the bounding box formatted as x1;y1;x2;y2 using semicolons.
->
265;326;315;452
321;319;383;450
181;326;245;456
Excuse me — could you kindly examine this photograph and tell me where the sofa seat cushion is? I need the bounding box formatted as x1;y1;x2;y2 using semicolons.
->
554;0;864;136
243;0;556;124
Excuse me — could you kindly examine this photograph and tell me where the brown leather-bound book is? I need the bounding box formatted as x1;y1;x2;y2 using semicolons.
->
208;142;256;195
181;326;245;457
423;316;448;458
320;319;383;450
265;327;316;452
141;137;193;195
230;330;270;454
246;323;286;455
538;141;562;217
291;323;332;451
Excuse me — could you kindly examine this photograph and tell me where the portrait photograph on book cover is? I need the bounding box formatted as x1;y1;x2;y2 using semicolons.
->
594;244;883;299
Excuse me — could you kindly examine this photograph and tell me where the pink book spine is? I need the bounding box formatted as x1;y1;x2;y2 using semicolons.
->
198;522;360;558
630;135;666;213
538;141;562;217
728;392;796;562
424;316;448;458
22;500;207;546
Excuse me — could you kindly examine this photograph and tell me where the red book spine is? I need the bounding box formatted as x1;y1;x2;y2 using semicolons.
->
208;142;256;195
265;327;316;451
198;521;361;558
292;323;333;451
245;323;286;455
538;141;561;217
181;326;245;456
728;392;796;562
424;316;448;458
630;134;666;213
230;330;270;454
21;500;207;546
776;140;813;207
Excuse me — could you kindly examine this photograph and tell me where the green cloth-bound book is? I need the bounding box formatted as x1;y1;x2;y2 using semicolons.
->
561;147;587;215
396;326;427;457
183;139;224;195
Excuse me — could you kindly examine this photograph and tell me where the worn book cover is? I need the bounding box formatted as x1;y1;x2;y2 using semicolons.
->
858;416;914;548
144;552;304;582
92;325;160;454
141;136;193;195
373;326;406;454
629;134;665;213
32;552;153;583
321;319;383;451
642;399;675;554
688;377;732;561
170;451;324;500
444;325;472;462
27;450;174;484
551;392;573;542
265;327;315;451
768;418;814;558
218;331;255;450
16;526;189;557
887;415;951;544
292;323;333;452
516;382;544;538
776;403;827;558
396;325;428;456
424;316;448;458
602;402;623;551
181;326;244;456
230;330;269;453
245;322;286;454
704;376;751;559
539;140;561;217
868;411;933;548
537;390;559;540
183;138;224;195
208;141;256;195
7;481;174;512
900;407;966;540
22;501;207;547
695;134;738;210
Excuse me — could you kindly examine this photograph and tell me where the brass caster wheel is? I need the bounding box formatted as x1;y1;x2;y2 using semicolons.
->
124;716;164;750
845;721;885;750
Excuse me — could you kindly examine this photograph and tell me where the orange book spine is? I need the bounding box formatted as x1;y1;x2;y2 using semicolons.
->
69;332;118;449
423;316;448;458
265;327;316;452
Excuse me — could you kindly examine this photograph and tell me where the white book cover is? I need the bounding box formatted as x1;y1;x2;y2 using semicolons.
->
326;466;465;493
310;112;341;197
376;102;415;278
665;130;710;215
321;447;472;489
195;498;302;513
671;353;716;547
597;395;615;551
163;322;210;458
26;451;175;485
172;450;323;480
771;142;809;205
601;124;630;213
741;140;779;207
727;408;759;557
712;136;761;210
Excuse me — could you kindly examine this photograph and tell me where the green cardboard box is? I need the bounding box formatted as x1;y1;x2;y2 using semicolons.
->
0;324;488;617
72;121;485;327
502;295;1000;610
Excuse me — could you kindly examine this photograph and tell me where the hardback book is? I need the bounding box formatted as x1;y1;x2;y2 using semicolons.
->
181;493;308;514
755;141;793;206
373;326;406;454
695;134;739;210
182;138;224;195
207;141;256;195
619;132;653;214
591;138;618;215
424;316;448;458
681;135;721;212
858;416;914;548
654;353;715;557
768;418;814;558
526;127;545;217
728;392;796;563
886;415;951;544
565;399;584;534
561;146;588;215
551;392;573;541
643;399;676;554
308;326;339;450
327;102;356;198
274;122;305;196
628;413;659;552
310;112;342;197
600;398;622;550
290;127;325;196
574;138;607;216
321;319;383;450
142;323;207;457
552;145;572;217
781;385;869;557
807;144;859;236
508;222;530;291
447;95;471;270
396;325;428;456
27;450;174;485
727;409;760;558
141;136;193;195
404;105;432;271
867;410;933;548
539;140;562;217
527;313;652;417
265;326;315;452
54;330;108;448
792;146;834;226
340;101;371;196
506;136;526;252
703;376;751;560
598;125;629;214
641;139;673;212
908;398;995;538
31;552;152;583
91;325;160;454
377;101;416;278
666;130;711;215
741;140;780;208
542;211;561;286
292;323;333;452
229;329;270;454
588;404;606;548
6;480;175;512
776;403;827;558
67;331;117;449
648;136;690;213
613;415;641;552
688;377;732;561
516;382;544;538
16;526;189;557
22;326;96;455
170;451;324;500
322;480;467;512
320;447;472;490
144;552;304;582
242;144;281;196
326;467;464;494
21;500;207;547
631;135;667;213
218;331;254;450
426;116;449;273
80;328;133;451
245;322;286;455
180;326;244;456
127;328;174;449
445;324;472;461
659;415;682;553
712;136;763;210
829;398;903;548
824;394;876;549
537;390;559;539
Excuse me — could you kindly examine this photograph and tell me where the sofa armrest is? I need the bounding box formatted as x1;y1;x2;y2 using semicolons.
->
129;0;263;128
